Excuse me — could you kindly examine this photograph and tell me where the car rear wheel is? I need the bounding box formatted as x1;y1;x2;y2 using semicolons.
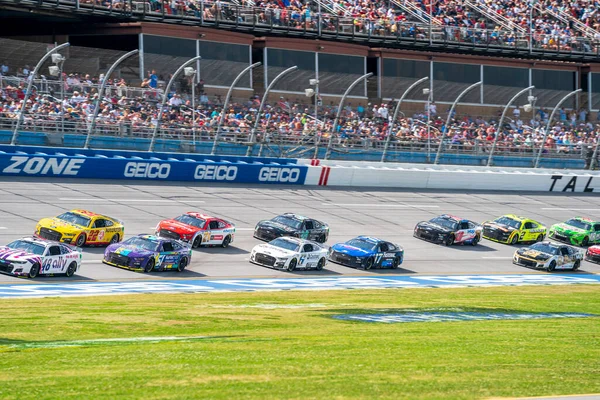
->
192;236;201;249
28;263;40;279
177;257;188;272
318;234;326;243
471;235;479;246
582;236;589;247
445;234;454;247
222;235;231;248
287;258;297;272
65;262;77;277
364;257;374;270
110;234;119;244
536;234;544;243
75;233;86;247
143;259;155;273
510;234;519;245
573;260;581;271
392;257;400;269
316;258;325;271
547;260;556;272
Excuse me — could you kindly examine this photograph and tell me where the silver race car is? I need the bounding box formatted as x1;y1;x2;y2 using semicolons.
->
250;237;328;271
513;241;584;271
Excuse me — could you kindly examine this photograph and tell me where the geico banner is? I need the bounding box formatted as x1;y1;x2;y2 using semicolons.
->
0;154;308;184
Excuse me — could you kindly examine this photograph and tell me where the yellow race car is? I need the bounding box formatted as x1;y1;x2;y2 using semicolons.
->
482;214;546;245
35;209;124;247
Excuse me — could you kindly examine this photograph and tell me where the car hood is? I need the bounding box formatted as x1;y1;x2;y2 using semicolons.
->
38;217;83;233
331;243;372;257
106;244;155;258
257;220;297;233
552;223;586;235
517;248;551;261
418;221;451;233
587;245;600;255
0;246;42;263
484;222;516;232
158;219;199;234
253;244;295;258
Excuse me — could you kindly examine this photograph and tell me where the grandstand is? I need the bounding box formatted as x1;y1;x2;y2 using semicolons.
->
0;0;599;168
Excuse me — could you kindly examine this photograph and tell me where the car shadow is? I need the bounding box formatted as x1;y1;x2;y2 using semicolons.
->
194;246;249;255
445;243;499;252
285;268;343;276
148;269;206;278
81;247;109;255
35;274;96;282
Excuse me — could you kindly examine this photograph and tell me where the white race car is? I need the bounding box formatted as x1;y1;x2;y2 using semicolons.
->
0;237;82;278
250;237;328;271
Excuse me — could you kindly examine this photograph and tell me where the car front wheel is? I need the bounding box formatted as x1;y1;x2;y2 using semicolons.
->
144;258;155;273
75;233;86;247
510;234;519;245
287;258;297;272
364;257;374;270
547;260;556;272
28;263;40;279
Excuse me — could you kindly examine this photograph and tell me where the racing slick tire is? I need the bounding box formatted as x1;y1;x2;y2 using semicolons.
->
364;257;374;270
75;233;86;247
547;260;556;272
573;260;581;271
316;258;325;271
222;235;231;248
65;262;77;277
143;258;155;273
444;234;455;247
110;234;120;245
192;236;201;249
28;263;40;279
177;257;188;272
392;257;400;269
287;258;297;272
471;235;479;246
510;234;519;245
318;234;327;243
582;236;589;247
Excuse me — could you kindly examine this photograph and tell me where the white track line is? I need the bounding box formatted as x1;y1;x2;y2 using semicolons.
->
0;227;7;230
59;198;205;203
541;208;600;211
482;257;513;260
321;203;439;208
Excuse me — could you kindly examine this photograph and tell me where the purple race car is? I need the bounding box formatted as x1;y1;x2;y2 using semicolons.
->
103;234;192;273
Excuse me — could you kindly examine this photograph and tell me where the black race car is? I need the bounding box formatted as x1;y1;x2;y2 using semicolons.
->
254;213;329;243
414;214;482;246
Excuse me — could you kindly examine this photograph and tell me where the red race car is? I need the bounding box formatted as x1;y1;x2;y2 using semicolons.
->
155;212;236;248
585;245;600;264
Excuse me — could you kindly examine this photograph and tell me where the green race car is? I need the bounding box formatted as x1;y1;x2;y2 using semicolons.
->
548;217;600;247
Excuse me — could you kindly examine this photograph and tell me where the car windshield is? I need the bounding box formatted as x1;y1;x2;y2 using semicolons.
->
429;217;458;230
269;238;300;252
122;237;158;252
272;216;302;230
565;219;591;231
57;212;91;227
174;215;206;229
6;240;45;255
528;243;560;255
346;239;377;251
494;216;521;229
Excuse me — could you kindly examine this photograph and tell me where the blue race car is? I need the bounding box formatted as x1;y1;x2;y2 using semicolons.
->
103;234;192;273
328;236;404;270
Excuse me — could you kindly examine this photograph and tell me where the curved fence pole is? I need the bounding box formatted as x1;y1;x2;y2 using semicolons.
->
325;72;373;160
84;49;139;149
211;62;261;155
245;65;298;157
487;85;534;166
590;133;600;170
149;56;202;152
434;81;482;165
11;42;70;146
381;76;429;162
534;89;582;168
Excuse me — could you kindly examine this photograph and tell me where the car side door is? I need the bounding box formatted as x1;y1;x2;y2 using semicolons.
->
299;243;319;268
41;244;66;274
558;246;570;268
592;224;600;243
88;218;106;243
157;241;180;269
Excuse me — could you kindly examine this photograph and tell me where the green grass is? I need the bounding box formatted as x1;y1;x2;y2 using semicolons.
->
1;285;599;400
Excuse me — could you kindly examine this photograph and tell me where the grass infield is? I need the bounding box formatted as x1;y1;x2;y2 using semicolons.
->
1;285;599;400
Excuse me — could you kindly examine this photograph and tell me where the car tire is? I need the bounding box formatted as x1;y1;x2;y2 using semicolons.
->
510;234;519;245
536;234;544;243
287;258;297;272
392;257;400;269
28;263;40;279
75;233;86;247
143;258;155;273
316;258;325;271
222;235;231;248
192;236;201;249
177;257;188;272
318;234;326;243
573;260;581;271
471;235;479;246
445;234;454;247
65;262;77;277
110;234;119;245
364;257;374;270
547;260;556;272
582;236;589;247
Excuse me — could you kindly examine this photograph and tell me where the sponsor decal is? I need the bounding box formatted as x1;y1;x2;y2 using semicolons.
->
210;235;224;241
194;165;237;181
3;156;84;176
258;167;301;183
333;309;597;323
124;162;170;179
549;175;596;192
42;257;67;271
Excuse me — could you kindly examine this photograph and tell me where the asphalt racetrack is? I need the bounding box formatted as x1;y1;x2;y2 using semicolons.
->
1;177;599;283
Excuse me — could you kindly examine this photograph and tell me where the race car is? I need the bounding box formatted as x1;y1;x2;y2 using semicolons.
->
585;245;600;264
328;236;404;270
250;237;328;271
155;212;236;248
414;214;482;246
103;234;192;273
36;209;124;247
548;217;600;247
482;215;546;245
0;236;82;278
254;213;329;243
513;241;583;271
